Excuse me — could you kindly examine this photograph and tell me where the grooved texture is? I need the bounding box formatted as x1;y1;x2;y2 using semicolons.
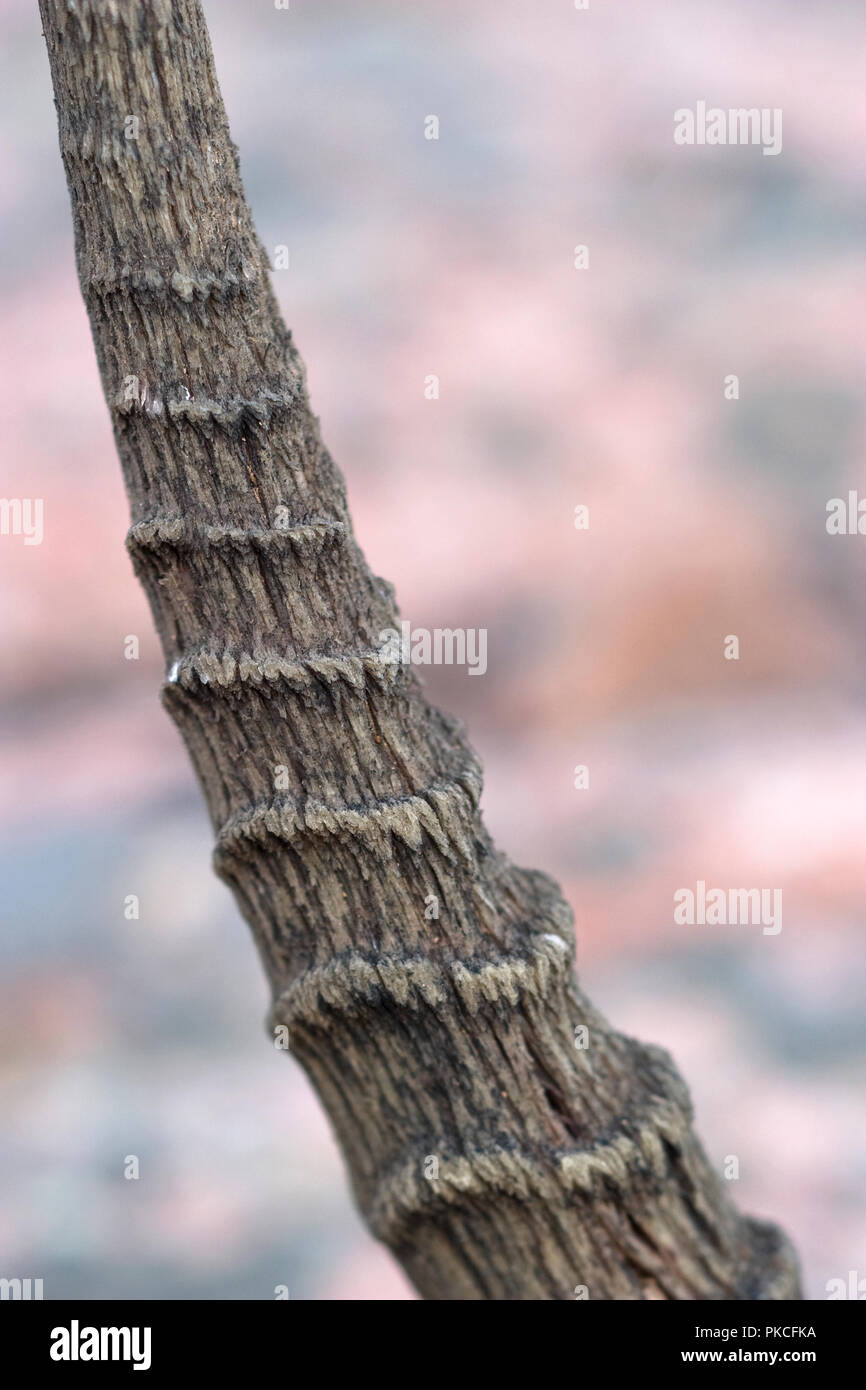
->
40;0;801;1300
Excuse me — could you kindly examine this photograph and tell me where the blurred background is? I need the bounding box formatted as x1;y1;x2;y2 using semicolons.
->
0;0;863;1299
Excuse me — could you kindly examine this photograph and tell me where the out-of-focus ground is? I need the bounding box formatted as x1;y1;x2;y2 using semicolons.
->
0;0;863;1299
